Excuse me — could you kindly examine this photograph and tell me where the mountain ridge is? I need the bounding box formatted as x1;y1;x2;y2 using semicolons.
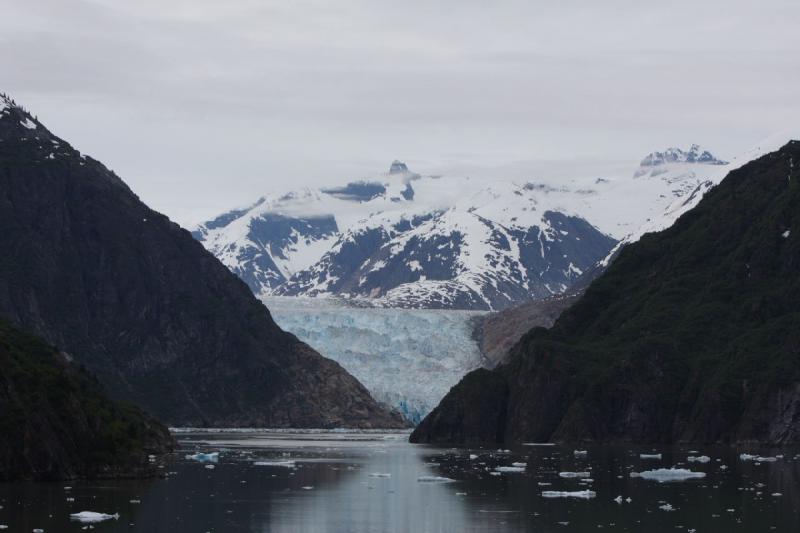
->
0;93;406;429
412;139;800;445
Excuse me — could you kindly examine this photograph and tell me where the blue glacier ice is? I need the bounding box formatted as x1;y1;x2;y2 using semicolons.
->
264;297;485;424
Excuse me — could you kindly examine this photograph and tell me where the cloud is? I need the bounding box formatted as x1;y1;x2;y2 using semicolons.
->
1;0;798;225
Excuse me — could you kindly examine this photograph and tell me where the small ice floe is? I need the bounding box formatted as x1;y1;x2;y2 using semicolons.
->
204;464;215;470
688;455;711;463
523;442;556;446
559;471;590;478
129;500;141;504
369;473;391;478
639;453;662;460
417;476;456;483
634;468;706;482
782;230;790;238
69;511;120;524
614;495;623;504
301;486;314;490
538;482;552;486
739;453;778;463
541;490;596;499
659;503;675;512
495;466;526;473
573;450;588;458
254;460;296;468
469;454;478;460
511;462;527;467
185;452;219;463
772;493;783;497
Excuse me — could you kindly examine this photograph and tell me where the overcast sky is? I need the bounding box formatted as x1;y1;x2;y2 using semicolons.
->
2;0;799;226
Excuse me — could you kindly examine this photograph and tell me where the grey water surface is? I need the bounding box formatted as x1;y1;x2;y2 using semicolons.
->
1;430;798;532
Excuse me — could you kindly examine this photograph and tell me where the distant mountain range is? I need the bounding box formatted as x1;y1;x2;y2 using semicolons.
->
412;137;800;446
193;147;734;310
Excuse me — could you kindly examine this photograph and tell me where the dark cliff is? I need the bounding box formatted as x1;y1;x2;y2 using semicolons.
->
0;94;405;429
0;319;173;481
413;140;800;446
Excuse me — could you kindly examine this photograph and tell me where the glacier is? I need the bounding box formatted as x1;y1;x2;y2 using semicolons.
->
264;296;484;423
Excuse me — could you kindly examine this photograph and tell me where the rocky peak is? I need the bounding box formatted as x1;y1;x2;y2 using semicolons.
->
640;144;728;167
389;160;410;174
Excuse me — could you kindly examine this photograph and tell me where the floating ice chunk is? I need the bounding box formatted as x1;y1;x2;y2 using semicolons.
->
301;486;314;490
495;466;526;473
635;468;706;482
688;455;711;463
782;230;790;238
739;454;777;462
204;464;215;469
254;460;296;467
559;471;590;478
70;512;120;523
523;442;555;446
573;450;588;457
614;495;623;504
542;490;596;499
185;452;219;463
511;462;527;467
417;476;456;483
639;453;662;460
469;454;478;460
772;493;783;497
659;503;675;512
369;473;391;478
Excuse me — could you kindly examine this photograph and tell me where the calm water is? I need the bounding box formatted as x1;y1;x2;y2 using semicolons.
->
1;430;799;532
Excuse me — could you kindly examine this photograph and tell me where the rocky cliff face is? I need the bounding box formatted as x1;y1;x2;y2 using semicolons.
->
473;294;579;368
0;319;173;481
0;94;406;429
412;140;800;446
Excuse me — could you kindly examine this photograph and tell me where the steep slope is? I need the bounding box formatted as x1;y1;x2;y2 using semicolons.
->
0;94;405;429
0;319;173;481
412;140;800;445
473;293;579;368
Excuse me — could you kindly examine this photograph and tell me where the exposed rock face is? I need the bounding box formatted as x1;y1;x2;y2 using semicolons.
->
0;319;173;481
0;94;406;429
412;141;800;446
473;294;579;367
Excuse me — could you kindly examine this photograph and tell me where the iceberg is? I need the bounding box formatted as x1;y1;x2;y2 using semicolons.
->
254;460;296;468
635;468;706;482
639;453;662;460
495;466;525;473
70;512;120;523
185;452;219;463
541;490;596;499
687;455;711;463
559;471;590;478
417;476;456;483
739;453;778;463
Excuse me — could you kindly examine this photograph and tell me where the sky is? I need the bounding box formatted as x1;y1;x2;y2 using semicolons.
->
2;0;799;226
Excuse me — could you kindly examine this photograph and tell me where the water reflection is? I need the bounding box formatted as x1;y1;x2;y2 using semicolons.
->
0;431;798;532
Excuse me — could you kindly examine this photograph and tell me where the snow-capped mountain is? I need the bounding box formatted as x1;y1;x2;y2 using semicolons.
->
193;147;730;310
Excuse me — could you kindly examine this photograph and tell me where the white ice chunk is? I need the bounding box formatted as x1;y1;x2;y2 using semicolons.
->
559;471;590;478
495;466;526;473
185;452;219;463
687;455;711;463
417;476;456;483
69;512;120;523
639;453;662;459
635;468;706;482
542;490;596;499
254;460;296;467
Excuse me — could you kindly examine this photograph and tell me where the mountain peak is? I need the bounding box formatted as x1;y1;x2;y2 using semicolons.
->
389;160;409;174
640;144;728;167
